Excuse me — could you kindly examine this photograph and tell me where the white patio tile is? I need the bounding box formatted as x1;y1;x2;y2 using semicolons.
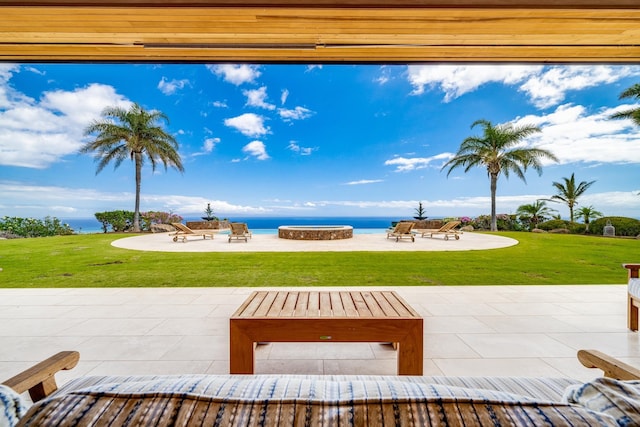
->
159;336;228;361
476;315;582;333
457;333;576;358
423;334;480;359
2;284;639;383
433;358;565;377
323;359;397;375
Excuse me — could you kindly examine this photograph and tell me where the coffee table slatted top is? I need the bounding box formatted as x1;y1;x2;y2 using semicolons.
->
232;291;420;319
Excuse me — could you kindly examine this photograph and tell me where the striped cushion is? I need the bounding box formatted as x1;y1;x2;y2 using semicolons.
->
17;376;616;426
564;377;640;425
0;385;27;427
55;374;579;401
629;278;640;298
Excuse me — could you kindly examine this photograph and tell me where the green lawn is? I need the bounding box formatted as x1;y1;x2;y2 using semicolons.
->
0;232;636;288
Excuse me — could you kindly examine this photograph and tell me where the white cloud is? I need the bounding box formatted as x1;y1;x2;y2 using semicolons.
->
376;66;391;85
281;89;289;105
212;100;228;108
278;106;314;122
0;76;131;168
407;65;540;100
203;137;219;153
406;65;640;108
223;113;269;137
511;103;640;165
344;179;383;185
206;64;261;85
242;140;270;160
157;77;189;95
287;141;317;156
520;66;640;109
384;153;453;172
243;86;275;110
0;180;270;218
306;65;322;72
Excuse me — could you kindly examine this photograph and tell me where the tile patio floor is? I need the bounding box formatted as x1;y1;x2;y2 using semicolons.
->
1;285;639;387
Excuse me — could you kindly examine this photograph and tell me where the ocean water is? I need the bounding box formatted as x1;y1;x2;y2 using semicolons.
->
63;216;403;234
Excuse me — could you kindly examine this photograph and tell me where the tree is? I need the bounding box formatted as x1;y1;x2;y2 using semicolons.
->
441;119;557;231
516;200;556;230
550;173;595;223
575;205;603;232
609;83;640;127
80;103;184;232
413;201;427;220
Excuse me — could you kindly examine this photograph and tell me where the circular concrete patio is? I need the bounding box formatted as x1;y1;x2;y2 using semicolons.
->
111;231;518;252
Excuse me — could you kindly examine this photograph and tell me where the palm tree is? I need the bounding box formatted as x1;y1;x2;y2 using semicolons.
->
80;103;184;232
575;205;603;232
516;200;556;230
609;83;640;126
550;173;595;223
442;119;558;231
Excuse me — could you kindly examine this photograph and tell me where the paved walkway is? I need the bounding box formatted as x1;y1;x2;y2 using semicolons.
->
1;285;637;387
111;231;519;252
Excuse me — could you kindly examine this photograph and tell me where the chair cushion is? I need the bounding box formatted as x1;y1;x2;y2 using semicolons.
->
564;377;640;426
18;376;616;426
0;385;27;427
629;278;640;298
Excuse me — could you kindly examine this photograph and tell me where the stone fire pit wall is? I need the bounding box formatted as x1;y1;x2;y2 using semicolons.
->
278;226;353;240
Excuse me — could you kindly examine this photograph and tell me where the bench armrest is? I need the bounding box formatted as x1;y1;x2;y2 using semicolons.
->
577;349;640;380
623;263;640;279
1;351;80;401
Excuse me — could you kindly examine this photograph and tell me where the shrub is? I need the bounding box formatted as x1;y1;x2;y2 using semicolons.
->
0;216;74;237
471;214;520;231
94;210;134;233
140;211;183;231
568;222;587;234
537;219;570;231
589;217;640;237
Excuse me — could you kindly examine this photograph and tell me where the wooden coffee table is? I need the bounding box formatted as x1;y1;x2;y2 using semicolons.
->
230;290;423;375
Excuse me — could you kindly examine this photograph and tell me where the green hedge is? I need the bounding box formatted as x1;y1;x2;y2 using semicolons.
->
536;219;570;231
94;210;134;233
0;216;74;238
589;217;640;237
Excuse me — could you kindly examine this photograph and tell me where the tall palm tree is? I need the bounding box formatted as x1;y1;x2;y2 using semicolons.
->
442;119;558;231
609;83;640;126
550;173;595;223
575;205;603;232
516;200;556;230
80;103;184;232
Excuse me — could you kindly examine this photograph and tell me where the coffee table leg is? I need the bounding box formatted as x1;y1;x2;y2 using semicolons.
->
230;322;254;374
397;323;423;375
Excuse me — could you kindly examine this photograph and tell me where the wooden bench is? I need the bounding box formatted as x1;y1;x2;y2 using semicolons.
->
230;290;423;375
624;263;640;331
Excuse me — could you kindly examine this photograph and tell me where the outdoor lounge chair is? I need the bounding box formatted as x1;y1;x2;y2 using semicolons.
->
5;349;640;426
417;220;462;240
624;263;640;331
170;222;216;242
229;222;252;242
386;221;415;242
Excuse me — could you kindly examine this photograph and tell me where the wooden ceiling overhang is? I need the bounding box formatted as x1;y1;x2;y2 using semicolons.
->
1;0;639;63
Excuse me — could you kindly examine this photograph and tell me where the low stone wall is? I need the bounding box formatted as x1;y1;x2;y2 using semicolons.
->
278;226;353;240
186;220;230;230
394;220;444;229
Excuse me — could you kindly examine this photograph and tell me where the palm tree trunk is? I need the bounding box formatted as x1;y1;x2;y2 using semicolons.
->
569;203;574;223
490;173;498;231
133;152;142;232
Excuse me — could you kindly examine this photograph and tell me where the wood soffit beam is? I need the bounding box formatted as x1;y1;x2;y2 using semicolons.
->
1;0;639;7
1;1;639;62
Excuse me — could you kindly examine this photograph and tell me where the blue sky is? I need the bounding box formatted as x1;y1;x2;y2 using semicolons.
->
1;63;640;220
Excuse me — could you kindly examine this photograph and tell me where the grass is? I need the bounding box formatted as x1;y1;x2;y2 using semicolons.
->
0;232;636;288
